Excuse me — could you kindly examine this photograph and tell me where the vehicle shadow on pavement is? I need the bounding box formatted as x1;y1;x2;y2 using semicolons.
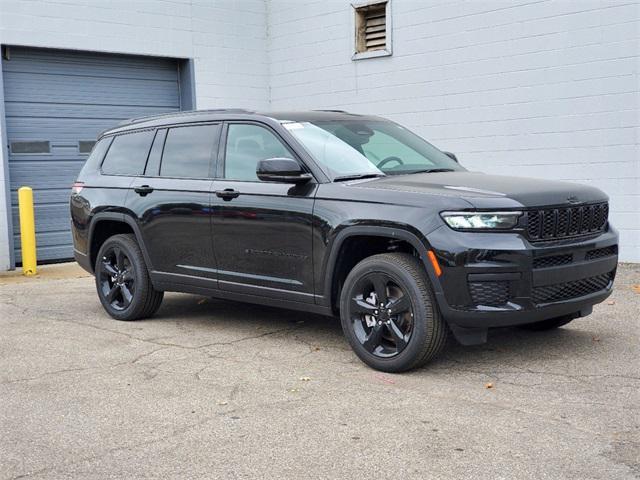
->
433;327;598;370
152;292;599;372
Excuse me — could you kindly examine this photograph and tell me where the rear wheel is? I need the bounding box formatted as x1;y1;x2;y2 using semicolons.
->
519;315;574;331
95;234;163;321
340;253;447;372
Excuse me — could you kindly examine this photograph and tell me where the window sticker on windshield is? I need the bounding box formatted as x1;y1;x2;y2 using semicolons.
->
282;122;305;130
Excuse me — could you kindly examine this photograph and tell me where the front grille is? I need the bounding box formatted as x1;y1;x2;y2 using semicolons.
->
586;245;618;261
525;203;608;242
469;281;510;306
532;272;613;304
533;254;573;269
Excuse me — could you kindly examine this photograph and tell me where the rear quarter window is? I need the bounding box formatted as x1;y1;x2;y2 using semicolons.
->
76;137;113;179
101;130;155;176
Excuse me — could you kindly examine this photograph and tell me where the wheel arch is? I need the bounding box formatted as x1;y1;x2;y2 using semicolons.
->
322;225;442;314
88;213;153;273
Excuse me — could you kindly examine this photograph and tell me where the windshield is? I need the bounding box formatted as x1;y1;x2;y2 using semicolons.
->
282;119;464;179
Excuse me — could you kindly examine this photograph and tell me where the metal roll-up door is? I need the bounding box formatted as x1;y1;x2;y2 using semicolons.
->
2;46;181;263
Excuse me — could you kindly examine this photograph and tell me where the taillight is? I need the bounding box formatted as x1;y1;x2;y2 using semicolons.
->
71;182;84;194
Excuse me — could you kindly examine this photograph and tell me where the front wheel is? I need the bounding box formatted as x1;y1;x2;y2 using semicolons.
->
95;234;163;321
339;253;447;372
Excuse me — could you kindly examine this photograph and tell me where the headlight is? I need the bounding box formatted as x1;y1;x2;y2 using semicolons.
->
440;211;522;230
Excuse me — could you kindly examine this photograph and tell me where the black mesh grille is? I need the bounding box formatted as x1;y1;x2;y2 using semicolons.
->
532;272;613;304
585;245;618;261
469;281;510;306
525;203;608;242
533;254;573;269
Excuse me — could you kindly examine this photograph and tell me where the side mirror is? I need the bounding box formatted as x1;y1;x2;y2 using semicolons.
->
256;158;312;184
443;151;458;162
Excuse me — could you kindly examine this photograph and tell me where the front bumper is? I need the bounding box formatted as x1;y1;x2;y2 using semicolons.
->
425;224;618;330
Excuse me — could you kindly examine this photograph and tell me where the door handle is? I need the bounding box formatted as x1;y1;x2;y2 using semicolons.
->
215;188;240;201
134;185;154;196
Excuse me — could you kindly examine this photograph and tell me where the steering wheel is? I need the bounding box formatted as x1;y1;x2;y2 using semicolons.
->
377;156;404;169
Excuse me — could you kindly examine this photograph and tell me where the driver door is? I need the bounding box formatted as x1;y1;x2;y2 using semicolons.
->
210;122;317;303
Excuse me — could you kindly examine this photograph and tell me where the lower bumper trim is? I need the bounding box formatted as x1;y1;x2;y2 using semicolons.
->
438;288;611;328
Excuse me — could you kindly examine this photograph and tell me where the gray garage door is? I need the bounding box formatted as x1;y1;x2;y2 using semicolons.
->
2;46;181;263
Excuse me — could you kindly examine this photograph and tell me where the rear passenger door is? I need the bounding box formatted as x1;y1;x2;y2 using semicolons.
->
97;128;155;237
126;123;221;285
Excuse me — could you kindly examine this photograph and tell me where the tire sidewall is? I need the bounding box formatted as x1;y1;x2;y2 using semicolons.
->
95;235;148;321
340;256;436;371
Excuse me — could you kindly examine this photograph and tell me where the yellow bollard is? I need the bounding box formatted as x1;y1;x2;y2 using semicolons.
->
18;186;37;276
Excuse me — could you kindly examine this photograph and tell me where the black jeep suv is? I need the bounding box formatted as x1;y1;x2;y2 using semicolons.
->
70;109;618;372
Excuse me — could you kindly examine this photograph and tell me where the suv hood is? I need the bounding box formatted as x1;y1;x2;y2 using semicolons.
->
353;171;608;209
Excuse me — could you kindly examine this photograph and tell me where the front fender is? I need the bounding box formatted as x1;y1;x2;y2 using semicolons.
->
318;223;445;309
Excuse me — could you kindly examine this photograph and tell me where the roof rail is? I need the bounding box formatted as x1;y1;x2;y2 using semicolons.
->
118;108;255;127
312;109;349;113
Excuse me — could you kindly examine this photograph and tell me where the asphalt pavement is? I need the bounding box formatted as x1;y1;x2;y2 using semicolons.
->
1;263;638;479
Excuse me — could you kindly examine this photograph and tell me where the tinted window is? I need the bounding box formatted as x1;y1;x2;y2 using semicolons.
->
101;130;154;176
160;124;220;178
225;124;293;181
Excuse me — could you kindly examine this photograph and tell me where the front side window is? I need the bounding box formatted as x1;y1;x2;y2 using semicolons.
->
101;130;155;176
283;119;464;179
160;124;220;178
224;124;294;181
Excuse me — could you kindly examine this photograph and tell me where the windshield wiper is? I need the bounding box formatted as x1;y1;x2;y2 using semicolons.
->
408;168;456;174
333;173;386;182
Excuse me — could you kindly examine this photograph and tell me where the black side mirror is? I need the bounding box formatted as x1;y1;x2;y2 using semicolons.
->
443;151;458;162
256;158;312;184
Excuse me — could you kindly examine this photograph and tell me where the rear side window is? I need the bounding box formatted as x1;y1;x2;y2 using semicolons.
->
160;124;220;178
101;130;155;176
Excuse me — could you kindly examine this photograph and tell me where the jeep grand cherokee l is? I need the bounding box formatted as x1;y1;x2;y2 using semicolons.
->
70;109;618;372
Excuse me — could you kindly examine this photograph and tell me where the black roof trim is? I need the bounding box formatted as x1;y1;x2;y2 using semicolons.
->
100;109;380;137
118;108;254;127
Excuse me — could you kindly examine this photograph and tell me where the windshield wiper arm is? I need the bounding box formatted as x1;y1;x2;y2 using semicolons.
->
333;173;386;182
409;168;456;174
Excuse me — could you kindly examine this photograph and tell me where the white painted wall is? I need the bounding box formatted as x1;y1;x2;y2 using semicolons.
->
0;0;270;269
268;0;640;262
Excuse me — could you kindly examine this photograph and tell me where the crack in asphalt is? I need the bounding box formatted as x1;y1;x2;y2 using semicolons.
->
0;347;170;385
0;316;303;385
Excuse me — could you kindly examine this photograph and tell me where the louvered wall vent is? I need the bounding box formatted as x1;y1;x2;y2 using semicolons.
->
354;1;390;58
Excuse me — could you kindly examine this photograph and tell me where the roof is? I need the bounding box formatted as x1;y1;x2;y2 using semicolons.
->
101;109;382;136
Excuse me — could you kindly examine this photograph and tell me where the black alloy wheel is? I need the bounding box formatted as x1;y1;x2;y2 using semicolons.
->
95;234;164;321
98;245;135;311
340;253;447;372
349;272;414;358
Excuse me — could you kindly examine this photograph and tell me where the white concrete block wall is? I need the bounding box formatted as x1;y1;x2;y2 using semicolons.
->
268;0;640;262
191;0;269;108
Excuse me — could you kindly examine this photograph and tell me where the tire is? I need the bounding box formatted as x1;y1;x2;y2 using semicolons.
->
518;315;574;331
339;253;447;373
94;233;163;321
